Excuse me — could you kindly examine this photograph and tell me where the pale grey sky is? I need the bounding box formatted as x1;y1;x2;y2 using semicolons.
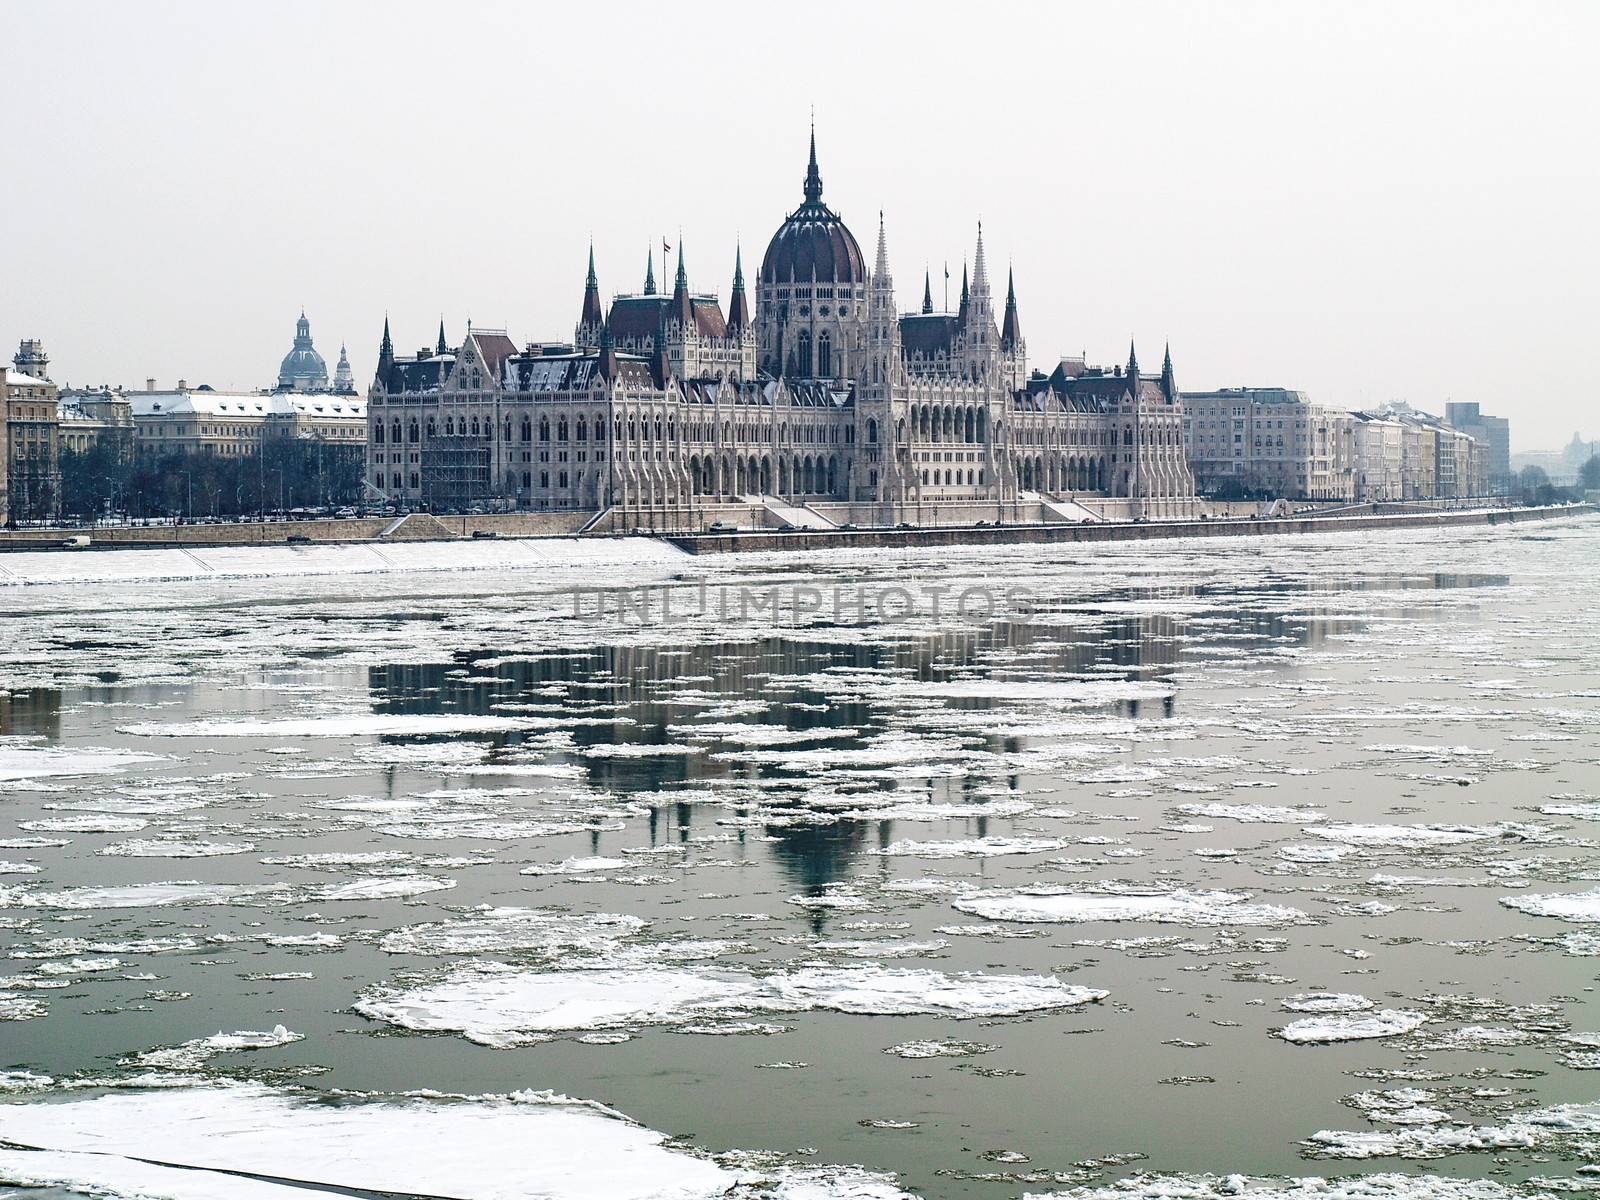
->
3;0;1595;449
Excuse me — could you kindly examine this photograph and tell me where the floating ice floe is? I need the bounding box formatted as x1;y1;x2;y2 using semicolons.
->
19;815;148;833
1176;803;1325;823
521;856;633;875
129;1025;302;1071
1499;887;1600;923
1027;1172;1556;1200
0;1081;739;1200
379;907;646;957
97;839;255;857
357;963;1105;1047
120;714;547;738
1310;823;1543;848
952;887;1310;928
1280;993;1374;1014
883;1039;998;1059
1275;1009;1428;1044
1305;1097;1600;1159
0;747;161;782
876;836;1069;858
0;881;273;909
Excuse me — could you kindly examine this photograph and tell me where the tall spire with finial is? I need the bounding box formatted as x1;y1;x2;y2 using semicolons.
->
1160;342;1176;400
873;210;891;281
643;249;657;295
377;315;394;382
1127;340;1140;382
671;242;692;327
728;242;750;332
958;261;970;324
579;242;604;341
1001;267;1022;351
922;270;934;315
436;319;448;356
803;117;823;205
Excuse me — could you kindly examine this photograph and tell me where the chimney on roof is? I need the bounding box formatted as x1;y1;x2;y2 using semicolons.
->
177;378;188;391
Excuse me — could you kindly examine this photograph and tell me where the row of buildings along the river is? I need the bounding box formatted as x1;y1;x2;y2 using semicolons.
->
4;134;1512;525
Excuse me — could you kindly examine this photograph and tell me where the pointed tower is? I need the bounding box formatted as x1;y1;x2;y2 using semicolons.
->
1127;340;1140;383
1160;343;1177;402
643;251;657;296
922;270;934;315
960;226;998;381
804;118;823;205
868;211;903;392
334;342;354;393
727;243;750;333
376;316;394;383
957;262;970;325
670;242;693;327
577;244;604;348
436;320;449;356
1000;268;1022;351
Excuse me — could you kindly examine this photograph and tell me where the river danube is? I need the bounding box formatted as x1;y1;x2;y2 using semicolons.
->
2;518;1598;1199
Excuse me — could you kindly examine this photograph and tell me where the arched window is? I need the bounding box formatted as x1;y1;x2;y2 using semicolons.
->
797;330;812;377
374;422;385;444
391;419;402;444
426;418;436;438
818;332;831;377
407;420;419;444
520;417;532;442
867;418;878;444
576;416;587;442
557;419;568;442
538;417;550;442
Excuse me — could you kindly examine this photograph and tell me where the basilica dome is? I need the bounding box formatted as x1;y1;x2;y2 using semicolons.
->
759;133;865;286
277;312;329;391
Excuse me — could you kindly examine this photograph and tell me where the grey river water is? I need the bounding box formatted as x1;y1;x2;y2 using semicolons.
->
2;518;1598;1199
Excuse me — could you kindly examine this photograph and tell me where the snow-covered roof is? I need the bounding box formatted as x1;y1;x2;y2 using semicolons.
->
130;391;365;419
4;371;51;388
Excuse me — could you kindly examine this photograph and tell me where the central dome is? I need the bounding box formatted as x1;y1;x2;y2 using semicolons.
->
759;132;865;286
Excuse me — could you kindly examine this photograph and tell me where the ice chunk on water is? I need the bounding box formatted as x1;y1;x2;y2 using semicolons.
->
1275;1009;1428;1044
0;1081;734;1199
1029;1172;1551;1200
122;714;550;738
953;887;1309;927
877;836;1068;858
1281;993;1374;1013
130;1025;302;1070
357;963;1105;1047
1500;887;1600;922
0;747;160;782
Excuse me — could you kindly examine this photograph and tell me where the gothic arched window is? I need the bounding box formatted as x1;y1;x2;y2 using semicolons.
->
797;330;812;378
818;332;831;378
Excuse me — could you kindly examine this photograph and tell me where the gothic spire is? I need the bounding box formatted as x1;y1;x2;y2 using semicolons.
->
1160;342;1176;399
1001;267;1022;351
436;319;448;356
579;242;604;336
644;250;656;295
873;210;891;282
922;270;933;315
377;315;394;379
1127;340;1140;381
727;243;750;332
957;261;970;324
803;119;823;205
971;222;990;296
671;241;693;326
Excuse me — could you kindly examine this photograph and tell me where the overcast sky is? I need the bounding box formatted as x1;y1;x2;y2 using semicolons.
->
4;0;1596;449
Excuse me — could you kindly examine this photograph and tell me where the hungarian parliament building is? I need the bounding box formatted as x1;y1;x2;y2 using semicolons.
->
366;133;1196;524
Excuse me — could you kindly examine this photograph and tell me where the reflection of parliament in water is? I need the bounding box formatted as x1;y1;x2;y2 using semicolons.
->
366;608;1194;892
367;129;1196;521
